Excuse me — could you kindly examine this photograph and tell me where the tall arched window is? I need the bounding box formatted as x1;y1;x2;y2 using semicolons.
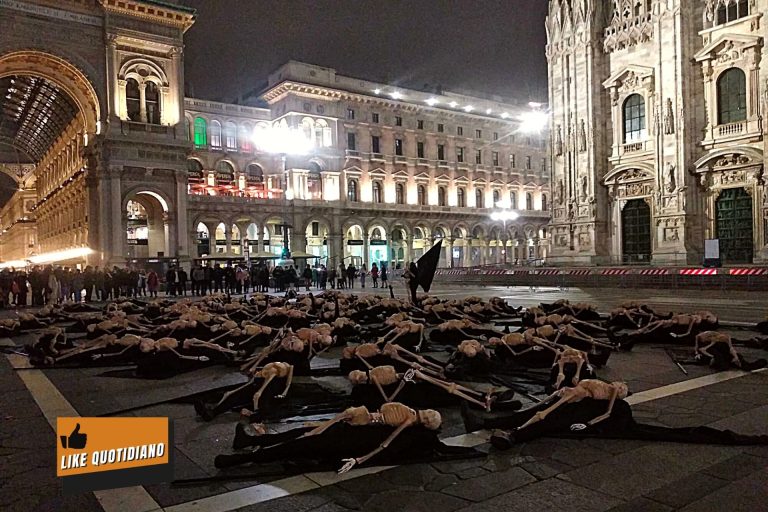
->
418;185;427;206
210;120;222;149
247;164;264;182
145;82;160;124
240;124;253;152
526;192;533;210
438;186;447;206
308;164;323;200
510;190;518;209
623;94;646;143
717;68;747;124
541;194;548;211
126;79;141;122
224;122;237;151
395;183;404;204
492;189;500;205
372;181;383;203
475;188;484;208
194;117;207;147
347;179;359;202
457;188;466;207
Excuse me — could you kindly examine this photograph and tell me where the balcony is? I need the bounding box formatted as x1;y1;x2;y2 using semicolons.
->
370;153;386;162
438;160;450;168
394;155;408;164
610;139;653;162
417;158;430;167
717;121;745;137
345;149;361;159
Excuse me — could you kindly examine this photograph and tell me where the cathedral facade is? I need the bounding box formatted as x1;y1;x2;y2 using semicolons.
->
547;0;768;265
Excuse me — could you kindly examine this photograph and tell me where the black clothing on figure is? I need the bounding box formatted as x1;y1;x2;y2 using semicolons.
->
460;399;768;449
216;422;481;469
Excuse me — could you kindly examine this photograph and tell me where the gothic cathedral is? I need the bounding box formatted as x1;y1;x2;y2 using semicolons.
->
546;0;768;265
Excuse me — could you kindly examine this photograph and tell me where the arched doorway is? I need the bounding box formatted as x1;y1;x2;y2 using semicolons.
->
368;225;388;268
390;228;407;269
621;199;651;263
345;224;364;265
214;222;227;254
125;192;169;259
306;220;329;260
716;187;753;263
196;222;210;257
0;51;101;264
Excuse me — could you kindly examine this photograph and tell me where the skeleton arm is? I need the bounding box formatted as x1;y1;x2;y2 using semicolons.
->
338;418;415;473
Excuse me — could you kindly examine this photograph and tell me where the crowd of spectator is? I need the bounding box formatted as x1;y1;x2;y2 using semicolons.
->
0;261;395;307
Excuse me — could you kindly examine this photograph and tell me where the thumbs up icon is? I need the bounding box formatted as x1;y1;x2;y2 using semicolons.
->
60;423;87;449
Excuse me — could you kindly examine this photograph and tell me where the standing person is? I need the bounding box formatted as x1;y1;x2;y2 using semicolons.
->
370;263;379;288
13;270;27;307
165;266;177;296
71;269;84;302
319;265;327;290
83;266;95;302
47;267;60;305
191;265;204;296
29;267;44;306
94;267;105;301
235;266;244;294
328;265;337;290
303;265;312;291
337;263;346;289
403;262;419;304
359;264;367;288
137;270;147;297
147;269;159;298
178;266;188;296
311;266;318;289
381;263;388;288
346;262;356;289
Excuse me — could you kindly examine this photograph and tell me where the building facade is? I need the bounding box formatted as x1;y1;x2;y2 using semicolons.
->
547;0;768;265
0;0;549;270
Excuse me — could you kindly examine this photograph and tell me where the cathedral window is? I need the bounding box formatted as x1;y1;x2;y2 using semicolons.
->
623;94;646;143
717;68;747;124
716;0;749;25
194;117;208;147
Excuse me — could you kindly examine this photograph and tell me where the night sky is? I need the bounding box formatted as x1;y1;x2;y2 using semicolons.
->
177;0;549;105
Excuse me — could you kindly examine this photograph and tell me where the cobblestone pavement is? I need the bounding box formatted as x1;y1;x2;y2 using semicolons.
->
1;286;767;511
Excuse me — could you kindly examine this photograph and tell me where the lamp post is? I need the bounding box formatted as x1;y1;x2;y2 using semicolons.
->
490;209;519;266
253;125;313;261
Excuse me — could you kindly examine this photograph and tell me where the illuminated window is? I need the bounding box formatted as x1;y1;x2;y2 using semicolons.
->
194;117;207;147
623;94;646;143
717;68;747;124
145;82;160;124
224;121;237;151
126;79;141;122
210;120;222;149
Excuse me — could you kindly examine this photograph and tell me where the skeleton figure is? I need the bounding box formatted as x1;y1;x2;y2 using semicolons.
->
623;311;717;341
196;362;294;420
139;337;210;361
489;332;558;358
552;347;591;390
517;380;629;430
304;402;442;473
377;321;425;351
695;331;740;368
349;361;492;411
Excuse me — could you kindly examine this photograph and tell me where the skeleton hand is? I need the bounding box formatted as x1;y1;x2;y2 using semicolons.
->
403;369;416;383
338;458;358;474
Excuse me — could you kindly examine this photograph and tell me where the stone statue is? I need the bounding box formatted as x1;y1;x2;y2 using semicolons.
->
663;98;674;135
555;125;563;156
556;179;564;205
578;120;587;152
665;162;676;193
580;175;588;201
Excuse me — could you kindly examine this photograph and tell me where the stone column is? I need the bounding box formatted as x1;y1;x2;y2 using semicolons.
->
138;82;148;123
406;235;414;264
446;238;455;268
362;234;370;266
225;224;232;255
294;232;308;253
328;233;343;268
463;237;473;267
500;238;508;265
110;171;125;265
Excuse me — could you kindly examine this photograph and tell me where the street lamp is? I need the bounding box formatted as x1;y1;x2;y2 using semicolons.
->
252;125;314;260
490;209;519;265
518;110;548;134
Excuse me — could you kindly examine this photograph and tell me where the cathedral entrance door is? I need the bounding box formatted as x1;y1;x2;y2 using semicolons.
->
716;187;753;264
621;199;651;264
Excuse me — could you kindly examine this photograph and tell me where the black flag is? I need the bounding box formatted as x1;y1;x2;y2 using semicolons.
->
416;239;442;293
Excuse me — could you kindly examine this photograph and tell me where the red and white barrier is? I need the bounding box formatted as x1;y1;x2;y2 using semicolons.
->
484;269;507;276
679;268;718;275
569;269;592;275
536;269;561;275
729;268;768;276
601;268;630;275
638;268;669;275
